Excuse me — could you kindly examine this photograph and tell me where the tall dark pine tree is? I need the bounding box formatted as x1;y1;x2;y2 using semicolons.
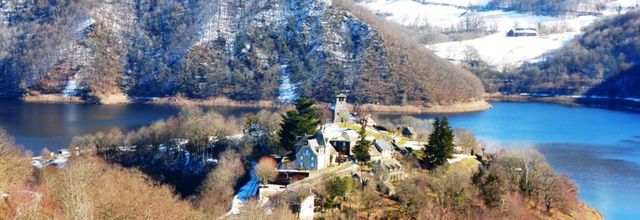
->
278;98;319;152
353;118;371;163
423;117;455;169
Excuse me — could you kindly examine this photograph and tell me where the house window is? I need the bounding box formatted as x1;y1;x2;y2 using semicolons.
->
311;157;314;161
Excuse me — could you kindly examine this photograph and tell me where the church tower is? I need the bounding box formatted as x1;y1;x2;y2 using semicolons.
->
334;93;350;124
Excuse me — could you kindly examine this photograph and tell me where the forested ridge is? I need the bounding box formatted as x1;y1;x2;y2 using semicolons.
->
476;10;640;98
0;0;484;105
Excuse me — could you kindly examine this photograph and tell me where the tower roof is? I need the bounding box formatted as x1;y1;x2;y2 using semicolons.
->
336;93;347;98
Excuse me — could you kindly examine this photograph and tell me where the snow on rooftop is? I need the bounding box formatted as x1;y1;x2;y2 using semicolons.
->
322;124;360;140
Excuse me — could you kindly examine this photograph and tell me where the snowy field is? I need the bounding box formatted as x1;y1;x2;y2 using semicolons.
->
357;0;638;68
431;32;579;68
422;0;491;7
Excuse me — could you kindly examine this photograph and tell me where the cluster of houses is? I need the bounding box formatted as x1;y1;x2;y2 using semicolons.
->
256;94;416;219
279;94;410;182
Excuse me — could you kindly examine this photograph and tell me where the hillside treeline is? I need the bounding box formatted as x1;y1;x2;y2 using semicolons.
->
0;0;484;105
485;0;608;15
501;10;640;97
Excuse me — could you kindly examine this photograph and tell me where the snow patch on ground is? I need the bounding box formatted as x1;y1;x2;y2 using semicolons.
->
360;0;466;27
226;162;259;216
360;0;599;31
62;73;81;96
276;64;298;104
447;154;476;164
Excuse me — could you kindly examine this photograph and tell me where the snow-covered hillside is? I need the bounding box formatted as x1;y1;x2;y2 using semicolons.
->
358;0;638;68
432;32;577;68
430;14;597;68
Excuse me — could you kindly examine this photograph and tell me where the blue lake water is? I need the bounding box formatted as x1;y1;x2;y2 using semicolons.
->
379;102;640;220
0;100;639;219
0;99;260;153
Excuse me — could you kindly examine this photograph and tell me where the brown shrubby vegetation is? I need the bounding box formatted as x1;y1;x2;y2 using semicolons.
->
455;128;482;154
365;150;587;219
333;0;485;105
40;156;203;220
198;149;246;217
0;129;34;218
255;156;278;186
0;129;32;195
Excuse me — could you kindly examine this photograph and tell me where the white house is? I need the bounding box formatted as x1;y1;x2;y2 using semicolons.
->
299;195;315;220
295;133;337;170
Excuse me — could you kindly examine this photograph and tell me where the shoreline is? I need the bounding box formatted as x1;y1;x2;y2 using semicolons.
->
18;94;493;113
359;100;492;114
485;94;640;112
18;92;640;114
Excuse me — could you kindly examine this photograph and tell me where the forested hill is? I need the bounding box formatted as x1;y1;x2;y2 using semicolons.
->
0;0;484;105
505;10;640;98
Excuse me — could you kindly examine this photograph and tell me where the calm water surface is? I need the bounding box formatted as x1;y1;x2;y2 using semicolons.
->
0;99;260;153
1;100;639;219
378;102;640;220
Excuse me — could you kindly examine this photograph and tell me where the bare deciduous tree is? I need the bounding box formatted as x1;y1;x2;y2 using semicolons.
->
454;128;479;154
255;156;278;187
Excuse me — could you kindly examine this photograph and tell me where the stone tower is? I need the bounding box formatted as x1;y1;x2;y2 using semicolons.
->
334;93;350;124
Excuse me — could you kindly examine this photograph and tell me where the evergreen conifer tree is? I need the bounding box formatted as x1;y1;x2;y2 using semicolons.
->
423;116;454;169
353;119;371;163
278;98;319;151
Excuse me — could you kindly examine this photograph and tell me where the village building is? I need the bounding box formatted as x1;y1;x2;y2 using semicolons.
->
507;27;538;37
374;140;394;159
333;93;351;124
294;133;338;170
299;195;315;220
373;158;407;182
397;126;417;139
369;146;383;162
328;130;359;157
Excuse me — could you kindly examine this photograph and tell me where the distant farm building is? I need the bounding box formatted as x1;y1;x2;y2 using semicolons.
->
507;28;537;37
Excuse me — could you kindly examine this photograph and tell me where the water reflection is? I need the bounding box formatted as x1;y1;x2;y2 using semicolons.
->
0;100;264;153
